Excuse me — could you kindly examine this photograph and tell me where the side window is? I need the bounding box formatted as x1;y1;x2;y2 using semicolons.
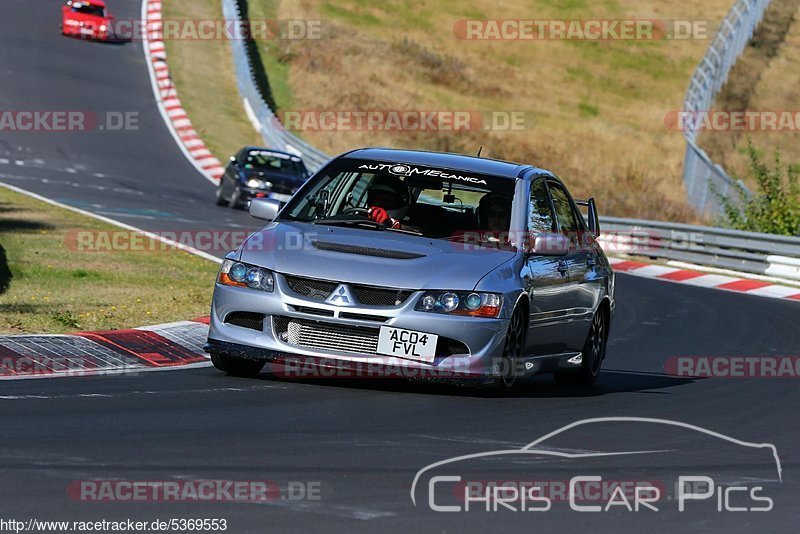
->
547;182;580;245
528;179;554;234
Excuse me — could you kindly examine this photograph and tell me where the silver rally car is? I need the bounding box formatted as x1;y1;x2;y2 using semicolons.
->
207;148;615;389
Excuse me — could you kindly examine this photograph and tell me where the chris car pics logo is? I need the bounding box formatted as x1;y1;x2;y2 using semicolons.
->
410;417;781;513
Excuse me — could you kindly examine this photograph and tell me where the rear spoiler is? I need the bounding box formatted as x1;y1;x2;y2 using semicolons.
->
575;197;600;237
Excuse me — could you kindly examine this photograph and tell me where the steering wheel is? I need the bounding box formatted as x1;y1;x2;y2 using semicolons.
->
341;206;371;217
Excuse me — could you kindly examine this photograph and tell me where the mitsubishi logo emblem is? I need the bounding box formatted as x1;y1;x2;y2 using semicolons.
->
327;284;356;306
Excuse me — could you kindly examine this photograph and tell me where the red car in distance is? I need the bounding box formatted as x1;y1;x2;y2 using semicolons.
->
61;0;113;41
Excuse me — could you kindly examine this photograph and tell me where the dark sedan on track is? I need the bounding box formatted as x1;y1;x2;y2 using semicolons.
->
208;148;615;389
215;147;309;209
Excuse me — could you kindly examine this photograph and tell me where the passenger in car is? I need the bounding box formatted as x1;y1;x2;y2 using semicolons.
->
478;193;512;238
443;193;513;249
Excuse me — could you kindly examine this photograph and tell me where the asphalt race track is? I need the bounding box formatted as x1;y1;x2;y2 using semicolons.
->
1;1;799;532
0;0;257;236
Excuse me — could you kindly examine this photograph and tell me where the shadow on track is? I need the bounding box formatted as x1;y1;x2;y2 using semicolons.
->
210;368;699;399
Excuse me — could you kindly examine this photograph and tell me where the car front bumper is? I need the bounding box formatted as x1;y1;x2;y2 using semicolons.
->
63;25;110;40
207;275;510;380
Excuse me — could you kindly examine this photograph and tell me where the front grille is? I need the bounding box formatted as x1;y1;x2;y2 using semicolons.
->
273;316;470;357
282;274;412;306
224;311;265;331
283;275;338;300
270;182;298;194
274;316;378;355
339;312;390;323
351;286;412;306
289;305;335;317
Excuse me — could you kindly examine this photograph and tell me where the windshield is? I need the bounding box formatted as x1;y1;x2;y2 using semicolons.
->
243;151;307;177
71;3;105;17
281;159;516;245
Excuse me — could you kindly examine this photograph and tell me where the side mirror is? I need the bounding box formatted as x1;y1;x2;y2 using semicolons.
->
531;232;570;256
249;197;281;221
576;197;601;237
586;197;600;237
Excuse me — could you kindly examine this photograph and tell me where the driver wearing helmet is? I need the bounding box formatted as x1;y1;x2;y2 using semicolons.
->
366;175;419;231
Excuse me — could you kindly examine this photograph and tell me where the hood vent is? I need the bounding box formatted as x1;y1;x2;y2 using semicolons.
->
311;240;425;260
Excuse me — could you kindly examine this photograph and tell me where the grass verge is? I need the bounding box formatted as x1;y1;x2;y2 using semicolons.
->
161;0;263;160
0;186;218;334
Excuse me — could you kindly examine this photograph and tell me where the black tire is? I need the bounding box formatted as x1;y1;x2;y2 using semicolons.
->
488;305;525;391
215;183;227;206
211;352;263;378
228;186;243;209
554;308;607;386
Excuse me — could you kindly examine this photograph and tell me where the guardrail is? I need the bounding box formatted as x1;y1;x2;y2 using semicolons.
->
682;0;772;214
599;217;800;281
221;0;331;171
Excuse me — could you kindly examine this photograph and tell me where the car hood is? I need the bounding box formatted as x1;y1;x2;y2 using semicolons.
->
238;221;516;290
64;12;109;24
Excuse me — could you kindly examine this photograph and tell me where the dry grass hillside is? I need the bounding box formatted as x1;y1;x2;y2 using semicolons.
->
264;0;734;220
164;0;738;220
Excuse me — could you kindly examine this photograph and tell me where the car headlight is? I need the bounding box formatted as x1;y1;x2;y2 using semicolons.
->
99;24;107;31
217;259;274;292
245;179;271;189
415;291;502;317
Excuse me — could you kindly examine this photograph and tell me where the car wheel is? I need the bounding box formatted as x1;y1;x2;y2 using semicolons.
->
554;308;606;386
211;352;263;378
229;187;243;209
489;305;525;391
215;183;227;206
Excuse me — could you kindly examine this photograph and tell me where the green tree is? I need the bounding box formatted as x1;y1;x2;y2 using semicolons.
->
714;140;800;236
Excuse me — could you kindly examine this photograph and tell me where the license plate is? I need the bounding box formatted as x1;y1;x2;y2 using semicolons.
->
80;28;94;36
377;326;438;363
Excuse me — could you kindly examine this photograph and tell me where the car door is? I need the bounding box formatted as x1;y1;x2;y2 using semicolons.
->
521;178;575;356
546;180;596;350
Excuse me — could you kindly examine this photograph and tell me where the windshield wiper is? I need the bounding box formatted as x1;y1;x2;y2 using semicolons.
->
311;218;386;231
